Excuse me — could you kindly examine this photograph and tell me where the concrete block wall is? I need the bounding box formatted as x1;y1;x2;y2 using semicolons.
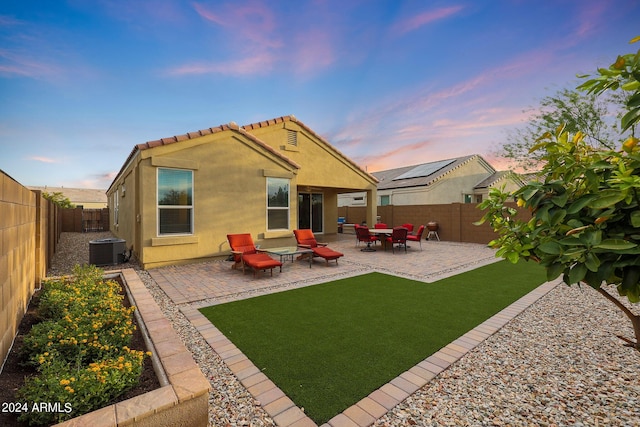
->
0;172;50;370
338;202;529;244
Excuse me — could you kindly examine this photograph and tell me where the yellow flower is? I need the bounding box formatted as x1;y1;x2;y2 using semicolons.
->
60;379;70;386
65;386;74;393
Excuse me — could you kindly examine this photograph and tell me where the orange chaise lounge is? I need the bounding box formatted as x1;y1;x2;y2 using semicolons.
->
293;229;344;266
227;233;283;277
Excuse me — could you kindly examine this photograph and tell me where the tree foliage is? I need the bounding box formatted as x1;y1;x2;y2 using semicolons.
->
43;191;74;209
495;88;625;171
478;36;640;350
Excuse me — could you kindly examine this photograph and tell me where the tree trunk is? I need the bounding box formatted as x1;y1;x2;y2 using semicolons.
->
596;285;640;351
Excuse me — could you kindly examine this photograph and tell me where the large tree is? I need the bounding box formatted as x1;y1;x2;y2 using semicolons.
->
478;36;640;350
495;88;627;171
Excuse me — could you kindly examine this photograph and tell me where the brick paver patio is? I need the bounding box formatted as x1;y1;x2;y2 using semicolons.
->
149;234;559;426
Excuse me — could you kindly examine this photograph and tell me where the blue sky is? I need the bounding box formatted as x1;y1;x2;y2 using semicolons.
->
1;1;639;189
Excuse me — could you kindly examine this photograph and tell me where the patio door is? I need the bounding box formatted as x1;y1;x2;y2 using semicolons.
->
298;193;323;233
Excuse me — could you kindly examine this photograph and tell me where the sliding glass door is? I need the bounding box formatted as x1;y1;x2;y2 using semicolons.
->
298;193;323;233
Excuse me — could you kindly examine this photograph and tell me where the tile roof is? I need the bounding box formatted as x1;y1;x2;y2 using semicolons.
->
28;186;107;204
109;115;376;192
373;155;492;190
473;170;525;189
242;115;376;183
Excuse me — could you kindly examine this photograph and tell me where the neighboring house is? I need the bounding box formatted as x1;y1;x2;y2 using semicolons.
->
28;186;108;209
107;115;378;269
338;154;524;207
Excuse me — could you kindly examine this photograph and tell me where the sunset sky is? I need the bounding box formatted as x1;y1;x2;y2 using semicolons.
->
2;0;639;188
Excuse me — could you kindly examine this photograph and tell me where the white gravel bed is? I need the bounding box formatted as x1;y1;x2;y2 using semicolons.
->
48;232;640;426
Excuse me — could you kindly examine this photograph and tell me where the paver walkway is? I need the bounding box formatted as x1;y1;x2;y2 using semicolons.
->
149;235;559;426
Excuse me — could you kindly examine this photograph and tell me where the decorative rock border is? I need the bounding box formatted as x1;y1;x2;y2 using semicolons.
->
55;269;210;427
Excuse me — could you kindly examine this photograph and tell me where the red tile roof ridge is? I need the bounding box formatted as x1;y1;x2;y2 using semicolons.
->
241;115;377;183
109;115;374;193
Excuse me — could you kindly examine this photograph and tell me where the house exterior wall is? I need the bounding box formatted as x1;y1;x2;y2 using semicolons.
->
245;120;378;229
108;119;378;269
109;131;300;269
381;158;493;206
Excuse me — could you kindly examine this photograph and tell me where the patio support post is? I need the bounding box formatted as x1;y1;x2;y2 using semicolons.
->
365;187;377;228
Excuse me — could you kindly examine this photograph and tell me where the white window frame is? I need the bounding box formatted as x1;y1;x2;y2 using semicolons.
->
113;190;119;226
266;177;290;231
157;168;194;236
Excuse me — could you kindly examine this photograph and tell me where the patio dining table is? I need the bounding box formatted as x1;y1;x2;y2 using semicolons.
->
369;228;394;250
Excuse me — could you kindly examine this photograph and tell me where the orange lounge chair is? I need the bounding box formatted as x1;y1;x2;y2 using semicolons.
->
227;233;282;277
293;229;344;266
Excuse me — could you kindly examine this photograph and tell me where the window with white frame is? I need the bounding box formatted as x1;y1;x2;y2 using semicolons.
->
157;168;193;235
113;190;119;226
267;177;289;230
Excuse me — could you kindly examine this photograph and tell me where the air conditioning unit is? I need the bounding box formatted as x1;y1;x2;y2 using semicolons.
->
89;238;126;266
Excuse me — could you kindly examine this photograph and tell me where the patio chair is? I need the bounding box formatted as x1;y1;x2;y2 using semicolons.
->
294;229;344;266
355;225;378;251
227;233;282;277
385;227;408;253
401;223;414;234
406;224;425;250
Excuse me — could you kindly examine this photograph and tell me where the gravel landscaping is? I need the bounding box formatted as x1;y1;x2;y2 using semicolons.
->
48;232;640;426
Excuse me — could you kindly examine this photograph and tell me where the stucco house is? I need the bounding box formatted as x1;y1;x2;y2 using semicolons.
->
106;115;377;269
338;154;523;207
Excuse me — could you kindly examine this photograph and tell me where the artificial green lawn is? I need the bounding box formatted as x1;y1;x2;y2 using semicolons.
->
199;260;547;424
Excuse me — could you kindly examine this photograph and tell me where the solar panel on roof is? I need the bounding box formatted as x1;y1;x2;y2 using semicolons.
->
392;159;455;180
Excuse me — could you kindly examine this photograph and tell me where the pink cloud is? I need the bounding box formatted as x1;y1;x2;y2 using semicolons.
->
168;51;275;76
0;49;63;79
193;1;282;49
28;156;57;163
290;28;336;76
391;6;464;36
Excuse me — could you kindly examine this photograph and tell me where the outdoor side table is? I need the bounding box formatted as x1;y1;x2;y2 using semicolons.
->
260;247;314;268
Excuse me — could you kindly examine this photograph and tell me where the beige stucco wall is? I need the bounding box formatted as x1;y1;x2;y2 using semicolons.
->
108;121;378;269
245;120;378;228
384;158;493;206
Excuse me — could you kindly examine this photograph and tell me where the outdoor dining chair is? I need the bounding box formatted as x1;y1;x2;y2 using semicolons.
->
355;225;378;251
401;223;414;234
385;227;408;253
406;224;425;250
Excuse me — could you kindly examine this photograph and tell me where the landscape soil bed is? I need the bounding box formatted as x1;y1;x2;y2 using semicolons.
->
0;277;161;427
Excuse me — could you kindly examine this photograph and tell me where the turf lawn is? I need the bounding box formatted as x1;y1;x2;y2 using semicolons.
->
199;260;547;424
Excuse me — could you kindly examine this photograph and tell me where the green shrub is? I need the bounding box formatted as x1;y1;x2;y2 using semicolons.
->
17;347;147;425
17;265;150;425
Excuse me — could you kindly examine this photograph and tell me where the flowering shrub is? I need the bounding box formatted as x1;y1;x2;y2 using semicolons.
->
17;265;150;425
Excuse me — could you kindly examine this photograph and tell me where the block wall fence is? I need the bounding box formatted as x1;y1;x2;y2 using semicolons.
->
0;171;59;369
338;202;530;244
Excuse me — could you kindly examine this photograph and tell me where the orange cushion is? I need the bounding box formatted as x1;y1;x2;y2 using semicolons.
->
313;247;343;260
